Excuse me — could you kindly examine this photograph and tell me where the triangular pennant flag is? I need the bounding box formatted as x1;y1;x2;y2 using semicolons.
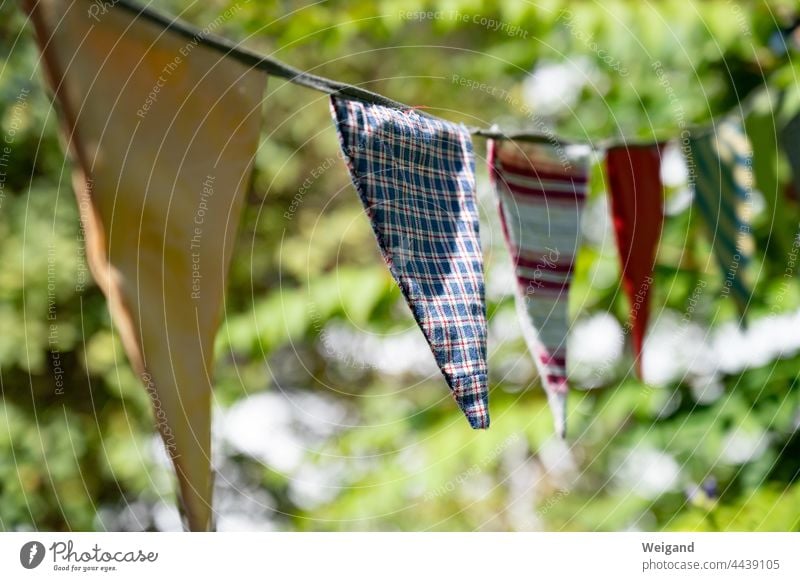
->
688;120;754;317
780;112;800;201
605;144;664;378
330;97;488;428
488;139;591;437
25;0;265;530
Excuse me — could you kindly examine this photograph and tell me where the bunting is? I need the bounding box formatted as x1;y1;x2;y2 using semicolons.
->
24;0;266;530
781;112;800;201
330;97;489;429
17;0;786;524
688;121;755;317
488;139;591;437
605;145;664;378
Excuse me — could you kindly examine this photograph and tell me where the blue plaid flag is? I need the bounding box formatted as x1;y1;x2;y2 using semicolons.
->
330;97;489;428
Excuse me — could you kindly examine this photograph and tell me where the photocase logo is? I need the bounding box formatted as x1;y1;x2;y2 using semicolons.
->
20;541;46;569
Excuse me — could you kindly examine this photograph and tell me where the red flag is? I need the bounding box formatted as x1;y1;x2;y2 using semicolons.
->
605;145;664;378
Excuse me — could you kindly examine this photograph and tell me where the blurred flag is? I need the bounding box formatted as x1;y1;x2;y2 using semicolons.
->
330;98;489;429
689;121;754;317
605;144;664;379
488;139;591;437
780;112;800;202
24;0;265;530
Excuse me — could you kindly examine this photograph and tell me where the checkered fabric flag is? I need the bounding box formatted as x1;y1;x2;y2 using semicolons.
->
330;97;489;429
489;139;591;437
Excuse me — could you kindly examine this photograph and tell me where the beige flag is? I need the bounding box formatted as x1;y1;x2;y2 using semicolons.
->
23;0;265;531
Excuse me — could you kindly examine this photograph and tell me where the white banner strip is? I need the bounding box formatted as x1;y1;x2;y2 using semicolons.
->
1;532;797;580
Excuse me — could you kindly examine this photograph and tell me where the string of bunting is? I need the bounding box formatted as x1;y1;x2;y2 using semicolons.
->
20;0;795;531
112;0;759;149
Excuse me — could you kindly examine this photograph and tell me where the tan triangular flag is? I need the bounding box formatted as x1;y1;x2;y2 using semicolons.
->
23;0;265;530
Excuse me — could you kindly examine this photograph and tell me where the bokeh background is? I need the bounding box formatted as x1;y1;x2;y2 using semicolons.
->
2;0;800;531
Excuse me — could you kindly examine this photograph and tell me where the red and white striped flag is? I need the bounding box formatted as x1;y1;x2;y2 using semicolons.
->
489;139;592;437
